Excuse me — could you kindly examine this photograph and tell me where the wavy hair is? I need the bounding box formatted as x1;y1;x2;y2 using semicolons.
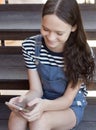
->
42;0;95;87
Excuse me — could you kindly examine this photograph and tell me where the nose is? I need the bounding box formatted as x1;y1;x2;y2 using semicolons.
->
47;32;56;41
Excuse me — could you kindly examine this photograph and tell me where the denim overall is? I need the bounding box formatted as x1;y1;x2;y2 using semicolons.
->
34;35;87;128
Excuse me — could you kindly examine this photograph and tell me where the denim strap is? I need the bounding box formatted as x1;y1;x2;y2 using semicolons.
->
34;35;42;65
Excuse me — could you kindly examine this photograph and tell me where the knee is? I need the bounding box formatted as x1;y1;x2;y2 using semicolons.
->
8;111;26;124
9;111;21;120
9;111;17;121
8;112;27;130
8;112;19;128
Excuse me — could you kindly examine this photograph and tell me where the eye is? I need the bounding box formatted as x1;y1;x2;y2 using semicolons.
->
57;32;64;36
42;26;49;32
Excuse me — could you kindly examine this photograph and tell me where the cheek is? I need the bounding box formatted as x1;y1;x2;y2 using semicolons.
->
40;28;43;35
59;39;66;44
61;32;71;42
58;36;69;44
40;28;48;36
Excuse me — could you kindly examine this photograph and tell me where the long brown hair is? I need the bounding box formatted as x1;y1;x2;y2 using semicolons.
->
42;0;95;87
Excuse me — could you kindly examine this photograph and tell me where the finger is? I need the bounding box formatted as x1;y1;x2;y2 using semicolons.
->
19;112;31;120
18;95;25;102
9;97;19;103
28;98;41;107
28;113;41;122
13;109;19;113
20;110;41;122
21;107;39;117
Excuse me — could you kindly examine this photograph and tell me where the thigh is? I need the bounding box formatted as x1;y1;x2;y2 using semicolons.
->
49;108;76;130
29;108;76;130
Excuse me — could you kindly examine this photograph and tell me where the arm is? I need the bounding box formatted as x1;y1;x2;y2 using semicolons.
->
24;69;43;102
22;39;43;100
23;80;82;122
7;69;43;109
42;80;82;111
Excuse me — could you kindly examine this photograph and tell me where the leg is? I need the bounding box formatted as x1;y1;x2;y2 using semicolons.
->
8;111;27;130
29;108;76;130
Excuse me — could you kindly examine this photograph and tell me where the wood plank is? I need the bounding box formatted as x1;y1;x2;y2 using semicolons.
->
79;4;96;40
0;46;22;54
0;80;29;90
0;4;95;41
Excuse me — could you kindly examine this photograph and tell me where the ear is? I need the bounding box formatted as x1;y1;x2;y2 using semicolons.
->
71;24;77;32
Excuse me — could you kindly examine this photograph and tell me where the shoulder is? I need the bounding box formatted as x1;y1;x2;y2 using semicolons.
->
22;34;40;46
22;34;42;46
22;34;43;52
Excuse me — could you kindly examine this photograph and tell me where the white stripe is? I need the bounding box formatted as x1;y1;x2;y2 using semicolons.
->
40;53;63;60
40;61;64;67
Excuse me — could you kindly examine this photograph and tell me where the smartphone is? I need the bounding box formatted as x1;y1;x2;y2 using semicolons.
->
5;101;30;112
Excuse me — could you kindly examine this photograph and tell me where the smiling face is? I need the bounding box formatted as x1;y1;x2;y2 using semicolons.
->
41;14;76;53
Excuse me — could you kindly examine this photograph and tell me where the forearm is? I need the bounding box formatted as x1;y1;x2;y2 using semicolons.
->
43;81;81;111
26;69;43;102
43;96;72;111
25;90;43;102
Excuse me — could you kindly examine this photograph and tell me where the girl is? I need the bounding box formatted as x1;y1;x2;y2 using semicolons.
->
8;0;95;130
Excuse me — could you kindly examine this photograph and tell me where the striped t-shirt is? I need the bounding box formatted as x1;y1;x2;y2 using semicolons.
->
22;35;64;69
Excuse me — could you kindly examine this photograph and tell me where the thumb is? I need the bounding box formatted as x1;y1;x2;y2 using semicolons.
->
18;95;25;103
28;98;41;107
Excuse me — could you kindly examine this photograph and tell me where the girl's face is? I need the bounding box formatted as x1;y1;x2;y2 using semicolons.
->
41;14;76;53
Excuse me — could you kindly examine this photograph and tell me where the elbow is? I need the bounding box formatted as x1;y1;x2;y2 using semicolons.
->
40;90;43;97
36;89;43;97
66;97;73;107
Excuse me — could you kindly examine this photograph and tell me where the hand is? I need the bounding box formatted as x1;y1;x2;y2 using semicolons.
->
8;95;26;112
7;96;20;112
20;98;46;122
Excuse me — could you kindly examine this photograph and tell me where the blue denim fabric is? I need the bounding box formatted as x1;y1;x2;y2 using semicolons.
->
34;35;87;127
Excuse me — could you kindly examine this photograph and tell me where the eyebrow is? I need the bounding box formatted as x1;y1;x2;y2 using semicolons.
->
42;25;65;33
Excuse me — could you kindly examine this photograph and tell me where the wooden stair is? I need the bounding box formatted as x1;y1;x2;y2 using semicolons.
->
0;3;96;130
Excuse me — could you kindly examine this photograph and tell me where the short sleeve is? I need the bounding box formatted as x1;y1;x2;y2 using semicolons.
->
22;38;37;69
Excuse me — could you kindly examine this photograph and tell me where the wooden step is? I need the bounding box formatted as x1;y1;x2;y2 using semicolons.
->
0;4;96;42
